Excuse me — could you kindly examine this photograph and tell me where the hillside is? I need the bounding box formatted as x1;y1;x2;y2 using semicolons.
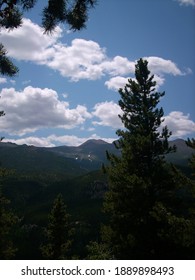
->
0;138;194;176
0;138;194;259
0;140;112;176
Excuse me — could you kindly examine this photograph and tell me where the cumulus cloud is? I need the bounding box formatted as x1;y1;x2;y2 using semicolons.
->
92;101;122;128
101;56;135;76
163;111;195;137
47;39;106;81
105;76;129;91
176;0;195;6
145;56;184;76
0;18;61;62
0;86;91;135
0;18;187;84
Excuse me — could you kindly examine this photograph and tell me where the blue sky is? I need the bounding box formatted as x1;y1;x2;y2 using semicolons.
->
0;0;194;147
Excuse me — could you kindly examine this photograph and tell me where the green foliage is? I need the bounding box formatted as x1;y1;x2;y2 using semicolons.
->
186;138;195;178
0;169;18;259
41;193;74;259
42;0;97;33
0;43;19;77
103;58;195;259
86;241;112;260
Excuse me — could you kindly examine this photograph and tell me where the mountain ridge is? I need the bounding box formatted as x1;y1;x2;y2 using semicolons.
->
0;138;194;176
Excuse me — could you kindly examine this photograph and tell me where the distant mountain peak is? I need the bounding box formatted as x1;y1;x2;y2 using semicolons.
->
79;139;109;147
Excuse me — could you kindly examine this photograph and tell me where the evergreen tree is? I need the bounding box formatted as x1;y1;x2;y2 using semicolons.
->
0;109;5;141
42;0;97;33
86;241;113;260
103;58;195;259
41;194;73;259
0;169;18;259
0;0;96;32
186;138;195;178
0;43;18;77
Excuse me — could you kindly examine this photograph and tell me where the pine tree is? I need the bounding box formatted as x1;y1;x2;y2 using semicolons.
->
42;0;97;33
103;58;195;259
186;138;195;178
0;0;96;32
0;169;18;259
0;43;18;77
0;109;5;141
41;194;73;259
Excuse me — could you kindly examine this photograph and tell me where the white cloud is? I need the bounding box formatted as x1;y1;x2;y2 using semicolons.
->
145;56;184;76
3;136;55;147
0;77;7;84
0;18;62;62
47;39;106;81
0;19;187;84
0;86;91;135
105;76;129;91
176;0;195;6
153;75;165;89
3;134;116;147
163;111;195;137
92;101;122;128
101;56;135;76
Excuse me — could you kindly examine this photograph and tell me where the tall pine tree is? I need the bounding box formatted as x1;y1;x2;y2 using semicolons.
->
103;58;195;259
41;194;73;259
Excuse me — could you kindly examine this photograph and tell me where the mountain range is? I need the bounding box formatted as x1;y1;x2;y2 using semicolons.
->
0;138;194;176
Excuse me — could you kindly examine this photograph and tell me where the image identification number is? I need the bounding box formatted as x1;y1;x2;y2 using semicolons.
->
115;266;174;276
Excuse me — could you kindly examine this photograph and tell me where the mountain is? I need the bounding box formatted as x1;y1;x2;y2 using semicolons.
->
48;139;117;162
0;138;194;259
0;139;115;176
167;139;194;167
0;139;194;176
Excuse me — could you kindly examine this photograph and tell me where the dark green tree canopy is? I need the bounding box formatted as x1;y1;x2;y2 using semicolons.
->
102;58;195;259
41;193;73;260
0;0;96;31
0;169;19;259
110;58;176;179
186;138;195;178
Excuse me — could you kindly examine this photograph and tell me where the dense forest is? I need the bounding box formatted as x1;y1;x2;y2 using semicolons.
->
0;59;195;260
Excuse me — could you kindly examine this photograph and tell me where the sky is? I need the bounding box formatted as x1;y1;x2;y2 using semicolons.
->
0;0;195;147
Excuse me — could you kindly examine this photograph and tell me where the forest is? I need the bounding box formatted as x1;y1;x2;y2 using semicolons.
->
0;59;195;260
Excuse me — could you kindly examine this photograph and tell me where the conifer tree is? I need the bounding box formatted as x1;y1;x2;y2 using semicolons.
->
0;109;5;141
0;43;18;77
0;169;18;259
41;194;73;259
103;58;195;259
186;138;195;178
